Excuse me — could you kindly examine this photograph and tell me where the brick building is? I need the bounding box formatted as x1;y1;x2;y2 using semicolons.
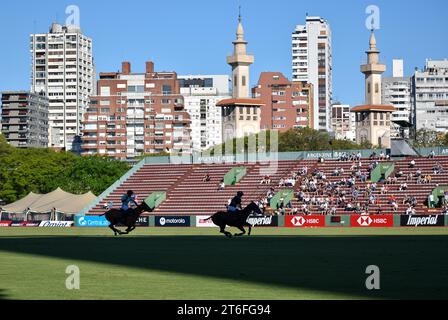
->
81;61;191;159
253;72;313;131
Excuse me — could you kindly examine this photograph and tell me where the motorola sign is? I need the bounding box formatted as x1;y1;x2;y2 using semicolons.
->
155;216;190;227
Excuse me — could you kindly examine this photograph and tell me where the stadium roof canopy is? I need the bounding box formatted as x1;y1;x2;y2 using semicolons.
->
0;188;96;214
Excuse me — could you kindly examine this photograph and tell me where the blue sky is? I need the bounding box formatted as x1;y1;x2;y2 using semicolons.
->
0;0;447;106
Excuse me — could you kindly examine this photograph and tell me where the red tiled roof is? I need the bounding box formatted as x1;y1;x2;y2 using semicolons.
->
351;104;396;112
216;98;265;107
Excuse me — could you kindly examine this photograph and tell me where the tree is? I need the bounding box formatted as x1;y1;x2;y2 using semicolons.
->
0;134;130;204
412;129;445;148
208;128;370;155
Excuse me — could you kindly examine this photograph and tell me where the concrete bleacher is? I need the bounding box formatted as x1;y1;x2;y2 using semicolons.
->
86;155;448;217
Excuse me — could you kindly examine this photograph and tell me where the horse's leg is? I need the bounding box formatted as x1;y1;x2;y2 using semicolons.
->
125;225;136;234
234;226;246;237
247;225;252;236
220;225;232;238
109;224;121;236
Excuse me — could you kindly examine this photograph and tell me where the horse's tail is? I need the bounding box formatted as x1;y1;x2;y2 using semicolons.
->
204;216;213;221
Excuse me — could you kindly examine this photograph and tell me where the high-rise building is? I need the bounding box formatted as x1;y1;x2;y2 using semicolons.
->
217;14;263;142
352;31;395;148
382;59;413;138
179;75;230;151
413;59;448;132
81;61;191;160
1;91;49;148
30;23;95;151
292;16;332;131
330;103;355;141
253;72;313;131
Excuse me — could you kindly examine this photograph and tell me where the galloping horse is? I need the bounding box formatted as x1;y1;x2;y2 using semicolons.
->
206;201;263;238
103;201;153;236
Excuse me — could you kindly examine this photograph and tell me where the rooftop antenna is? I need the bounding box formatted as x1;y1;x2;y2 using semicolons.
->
238;5;242;22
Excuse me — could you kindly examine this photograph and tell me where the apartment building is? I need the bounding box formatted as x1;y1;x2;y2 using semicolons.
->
1;91;49;148
81;61;191;159
30;23;95;151
330;103;355;141
253;72;313;131
292;16;332;130
413;59;448;132
179;75;230;151
382;60;413;138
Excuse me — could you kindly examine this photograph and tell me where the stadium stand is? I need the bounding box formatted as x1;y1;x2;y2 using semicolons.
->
84;152;448;217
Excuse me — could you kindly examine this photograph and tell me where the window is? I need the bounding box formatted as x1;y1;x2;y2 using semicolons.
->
375;83;379;93
100;86;110;96
242;76;246;87
162;85;172;95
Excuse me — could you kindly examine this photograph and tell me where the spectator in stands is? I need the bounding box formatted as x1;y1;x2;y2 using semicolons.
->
406;206;415;215
369;152;377;160
344;202;354;212
423;175;432;184
399;182;408;191
407;172;414;181
409;159;416;168
379;151;386;160
278;178;285;187
376;205;383;215
217;179;225;191
203;173;211;182
441;205;448;215
396;169;404;178
433;163;444;175
428;150;436;159
391;201;398;212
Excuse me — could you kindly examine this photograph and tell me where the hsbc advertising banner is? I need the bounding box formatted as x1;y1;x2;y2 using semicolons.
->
350;215;394;227
285;215;325;228
196;216;217;227
400;215;445;227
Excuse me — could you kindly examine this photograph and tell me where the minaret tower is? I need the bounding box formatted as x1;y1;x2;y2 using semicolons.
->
227;9;254;98
217;9;263;141
361;31;386;105
352;31;395;148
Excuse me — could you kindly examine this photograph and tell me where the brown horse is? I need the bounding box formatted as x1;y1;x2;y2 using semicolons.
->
205;201;263;238
103;201;153;236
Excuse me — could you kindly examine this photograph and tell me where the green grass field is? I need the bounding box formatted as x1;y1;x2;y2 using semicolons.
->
1;227;448;300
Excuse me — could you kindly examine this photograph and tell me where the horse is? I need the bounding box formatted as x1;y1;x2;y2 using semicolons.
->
205;201;263;238
102;201;153;236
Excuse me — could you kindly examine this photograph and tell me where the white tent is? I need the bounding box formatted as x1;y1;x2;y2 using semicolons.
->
0;188;97;220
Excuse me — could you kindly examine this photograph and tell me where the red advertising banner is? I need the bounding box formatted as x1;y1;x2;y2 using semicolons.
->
285;215;325;228
350;215;394;227
0;220;12;227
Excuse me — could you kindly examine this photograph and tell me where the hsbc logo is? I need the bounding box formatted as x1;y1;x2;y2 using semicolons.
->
357;216;373;226
351;215;394;227
287;216;324;228
291;216;306;226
